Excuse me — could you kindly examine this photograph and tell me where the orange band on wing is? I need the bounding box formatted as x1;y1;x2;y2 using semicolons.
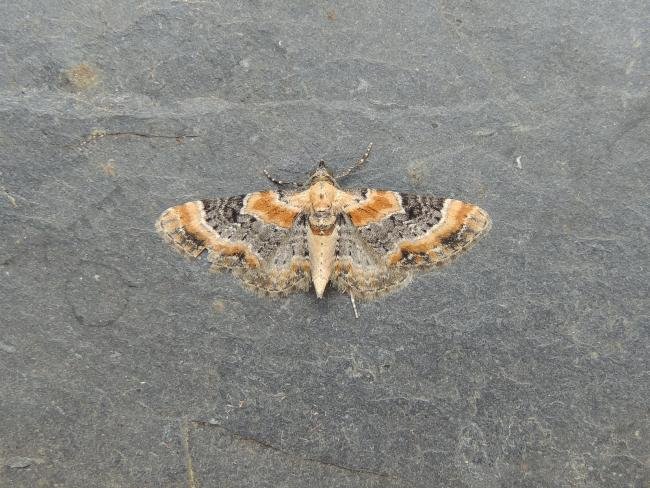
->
346;190;403;227
243;191;300;229
387;200;489;265
157;201;260;268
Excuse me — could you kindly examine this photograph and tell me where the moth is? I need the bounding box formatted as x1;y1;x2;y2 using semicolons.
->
156;144;491;317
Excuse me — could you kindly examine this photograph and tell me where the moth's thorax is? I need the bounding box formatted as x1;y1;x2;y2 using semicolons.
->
307;180;338;234
308;180;337;209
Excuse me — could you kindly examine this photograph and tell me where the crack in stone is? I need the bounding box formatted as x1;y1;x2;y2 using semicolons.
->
190;419;401;481
70;130;200;148
88;131;199;140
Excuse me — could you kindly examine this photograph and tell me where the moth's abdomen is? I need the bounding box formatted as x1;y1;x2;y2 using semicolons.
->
308;227;338;298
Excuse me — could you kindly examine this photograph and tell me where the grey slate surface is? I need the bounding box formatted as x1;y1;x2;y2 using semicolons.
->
1;1;648;487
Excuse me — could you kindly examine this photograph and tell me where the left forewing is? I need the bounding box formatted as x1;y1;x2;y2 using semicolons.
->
155;190;305;272
341;190;491;268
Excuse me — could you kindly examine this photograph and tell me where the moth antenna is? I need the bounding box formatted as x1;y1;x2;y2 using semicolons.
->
336;143;373;180
263;168;302;188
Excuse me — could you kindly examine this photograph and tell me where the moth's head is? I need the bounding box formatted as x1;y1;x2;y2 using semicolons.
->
307;160;337;186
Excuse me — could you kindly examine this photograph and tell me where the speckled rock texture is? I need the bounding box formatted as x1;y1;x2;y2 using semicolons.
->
1;1;648;487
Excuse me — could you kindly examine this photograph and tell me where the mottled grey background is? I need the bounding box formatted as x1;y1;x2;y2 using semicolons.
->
1;1;648;487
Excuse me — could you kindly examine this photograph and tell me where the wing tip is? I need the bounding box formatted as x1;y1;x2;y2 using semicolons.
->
155;202;207;259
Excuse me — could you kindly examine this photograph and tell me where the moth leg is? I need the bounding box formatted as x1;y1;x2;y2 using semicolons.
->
350;291;360;319
262;168;303;188
336;142;373;179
